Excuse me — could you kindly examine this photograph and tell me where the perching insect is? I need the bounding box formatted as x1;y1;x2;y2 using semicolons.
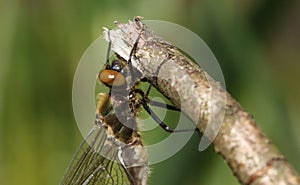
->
61;26;195;185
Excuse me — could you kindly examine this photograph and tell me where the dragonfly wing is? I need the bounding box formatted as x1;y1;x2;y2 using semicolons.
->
60;124;132;185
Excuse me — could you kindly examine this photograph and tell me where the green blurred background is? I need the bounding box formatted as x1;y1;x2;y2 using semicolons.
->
0;0;299;184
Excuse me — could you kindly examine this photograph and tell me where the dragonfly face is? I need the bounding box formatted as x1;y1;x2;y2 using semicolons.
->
98;60;127;88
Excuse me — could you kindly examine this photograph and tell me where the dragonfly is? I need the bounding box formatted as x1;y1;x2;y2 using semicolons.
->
60;28;188;185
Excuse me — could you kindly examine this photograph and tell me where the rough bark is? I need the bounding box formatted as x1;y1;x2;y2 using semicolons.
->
103;17;300;185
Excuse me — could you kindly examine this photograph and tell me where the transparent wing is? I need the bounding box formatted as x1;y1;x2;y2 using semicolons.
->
60;123;132;185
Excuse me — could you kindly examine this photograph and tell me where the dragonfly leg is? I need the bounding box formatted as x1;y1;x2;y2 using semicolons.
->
105;29;112;66
144;84;180;111
140;100;197;133
131;86;195;133
127;27;144;83
149;100;180;112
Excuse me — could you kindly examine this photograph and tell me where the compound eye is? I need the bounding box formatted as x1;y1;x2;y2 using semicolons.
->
111;61;122;72
98;69;125;87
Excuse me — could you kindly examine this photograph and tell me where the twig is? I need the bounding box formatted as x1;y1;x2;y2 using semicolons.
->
103;17;300;185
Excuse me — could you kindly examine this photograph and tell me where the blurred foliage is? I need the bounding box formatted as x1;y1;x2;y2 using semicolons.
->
0;0;299;185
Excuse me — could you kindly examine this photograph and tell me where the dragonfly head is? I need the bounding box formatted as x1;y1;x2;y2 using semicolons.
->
98;60;126;87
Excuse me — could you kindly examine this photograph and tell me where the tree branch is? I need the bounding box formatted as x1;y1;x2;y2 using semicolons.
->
103;17;300;185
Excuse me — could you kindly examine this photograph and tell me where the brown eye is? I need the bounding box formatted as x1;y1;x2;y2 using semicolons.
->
98;69;126;87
